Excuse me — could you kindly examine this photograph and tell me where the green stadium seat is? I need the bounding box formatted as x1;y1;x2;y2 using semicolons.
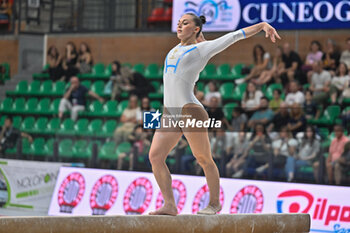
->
97;120;117;137
144;64;159;79
12;98;26;114
28;138;46;157
39;80;53;96
157;65;164;79
49;99;61;115
318;127;329;140
0;115;7;126
232;83;247;101
31;117;48;134
200;64;217;80
117;100;129;117
91;81;104;96
219;83;235;100
117;142;132;161
98;141;118;160
196;81;204;92
80;63;109;79
25;98;38;113
21;117;35;132
59;139;74;159
27;81;41;95
223;102;238;122
217;64;234;80
81;80;91;89
84;100;103;117
133;63;145;75
58;119;75;135
74;118;89;136
150;100;161;110
7;81;28;96
264;83;283;100
32;64;50;80
46;118;60;135
309;105;341;126
0;97;13;114
150;81;160;91
72;140;91;159
22;138;32;155
105;64;112;76
122;63;132;68
101;100;118;117
36;98;51;115
52;81;65;96
231;63;244;79
149;84;163;99
87;119;103;136
12;116;22;129
44;138;55;157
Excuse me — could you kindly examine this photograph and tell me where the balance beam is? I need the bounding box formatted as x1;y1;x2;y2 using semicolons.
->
0;214;310;233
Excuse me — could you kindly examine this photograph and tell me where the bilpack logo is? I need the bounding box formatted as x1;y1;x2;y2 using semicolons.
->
143;110;161;129
277;189;350;226
58;172;85;213
155;179;187;214
230;185;264;214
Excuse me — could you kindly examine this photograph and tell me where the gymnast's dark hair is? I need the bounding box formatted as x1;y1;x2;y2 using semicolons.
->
185;13;206;37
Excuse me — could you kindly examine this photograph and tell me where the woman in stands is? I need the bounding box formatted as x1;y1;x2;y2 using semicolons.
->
148;14;280;216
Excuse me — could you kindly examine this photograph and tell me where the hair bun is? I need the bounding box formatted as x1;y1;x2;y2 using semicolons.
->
199;15;206;25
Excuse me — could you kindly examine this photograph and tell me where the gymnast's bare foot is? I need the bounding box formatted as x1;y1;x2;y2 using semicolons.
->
149;204;178;216
197;203;222;215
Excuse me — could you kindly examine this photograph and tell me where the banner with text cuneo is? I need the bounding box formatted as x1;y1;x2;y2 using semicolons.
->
0;159;70;216
48;167;350;233
172;0;350;32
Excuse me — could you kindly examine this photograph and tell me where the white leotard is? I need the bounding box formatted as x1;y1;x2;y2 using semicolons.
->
163;29;246;117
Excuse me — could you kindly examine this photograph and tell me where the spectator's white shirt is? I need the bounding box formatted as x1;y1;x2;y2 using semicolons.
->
340;50;350;68
311;70;331;91
205;91;222;105
242;90;263;109
331;75;350;90
272;138;298;157
285;91;305;105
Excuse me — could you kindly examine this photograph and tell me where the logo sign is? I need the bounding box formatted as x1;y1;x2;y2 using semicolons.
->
192;184;224;213
123;177;153;215
173;0;241;32
155;179;187;213
57;172;85;213
89;175;118;215
230;185;264;214
143;110;161;129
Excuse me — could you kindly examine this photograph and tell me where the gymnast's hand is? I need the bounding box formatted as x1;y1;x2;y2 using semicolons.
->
262;22;281;43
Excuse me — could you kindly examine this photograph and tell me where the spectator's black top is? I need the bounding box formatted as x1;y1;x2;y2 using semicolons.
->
271;113;291;132
322;51;340;71
282;51;302;70
206;107;225;121
0;126;21;149
288;115;307;136
67;85;89;106
304;101;318;117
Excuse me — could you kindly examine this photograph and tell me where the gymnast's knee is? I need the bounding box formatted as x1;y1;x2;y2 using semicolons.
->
196;154;215;168
149;151;166;165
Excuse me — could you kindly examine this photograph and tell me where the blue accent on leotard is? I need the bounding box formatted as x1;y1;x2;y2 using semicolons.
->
165;46;198;74
240;29;246;38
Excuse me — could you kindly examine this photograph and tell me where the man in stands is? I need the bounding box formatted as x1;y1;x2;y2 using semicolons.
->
340;38;350;69
285;80;305;106
281;42;303;85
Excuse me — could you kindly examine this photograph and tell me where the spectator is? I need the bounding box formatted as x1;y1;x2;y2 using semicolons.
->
46;46;63;82
322;39;340;73
117;124;151;171
255;46;285;85
58;77;104;121
287;103;307;136
229;106;247;132
225;132;250;178
241;82;263;115
206;96;230;130
62;42;79;82
281;42;303;85
0;0;12;31
204;81;221;106
285;81;305;106
303;40;323;69
272;126;299;181
335;141;350;185
125;68;155;99
113;95;141;145
309;61;331;106
330;62;349;104
105;61;131;100
327;125;349;184
304;90;320;120
242;123;272;177
244;44;271;82
247;97;274;130
269;89;283;113
140;96;154;112
0;117;33;156
77;42;93;74
340;38;350;68
286;126;320;182
267;102;291;139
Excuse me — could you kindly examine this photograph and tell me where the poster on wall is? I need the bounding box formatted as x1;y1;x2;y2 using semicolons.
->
0;159;72;216
49;167;350;233
172;0;350;32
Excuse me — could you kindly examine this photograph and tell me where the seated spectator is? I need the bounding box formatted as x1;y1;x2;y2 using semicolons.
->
0;0;11;31
269;89;283;113
285;81;305;106
77;42;93;74
330;62;349;104
105;61;131;100
206;96;230;131
228;106;247;132
303;40;323;77
287;103;307;136
340;38;350;68
304;90;320;120
327;125;349;184
310;61;331;106
225;132;250;178
322;39;340;73
272;126;299;181
204;81;221;106
280;42;303;85
62;42;79;82
255;46;285;85
194;86;205;106
241;82;263;115
242;123;272;177
335;141;350;185
46;46;63;82
247;97;274;130
117;124;151;171
0;117;33;156
126;67;155;99
140;96;154;112
267;102;290;139
244;44;271;82
286;126;320;182
113;95;141;145
58;77;104;121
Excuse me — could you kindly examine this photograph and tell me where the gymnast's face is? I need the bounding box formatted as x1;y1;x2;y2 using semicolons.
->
177;15;199;41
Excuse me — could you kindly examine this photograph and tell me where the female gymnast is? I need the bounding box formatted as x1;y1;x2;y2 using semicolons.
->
149;14;281;216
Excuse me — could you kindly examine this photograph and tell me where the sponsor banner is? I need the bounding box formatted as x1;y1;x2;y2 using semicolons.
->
0;159;71;216
172;0;350;32
49;167;350;232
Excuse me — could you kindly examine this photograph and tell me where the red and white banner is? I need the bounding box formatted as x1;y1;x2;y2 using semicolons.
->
48;167;350;232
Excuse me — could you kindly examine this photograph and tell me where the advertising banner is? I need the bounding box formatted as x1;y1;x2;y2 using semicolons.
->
172;0;350;32
0;159;71;216
49;167;350;232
